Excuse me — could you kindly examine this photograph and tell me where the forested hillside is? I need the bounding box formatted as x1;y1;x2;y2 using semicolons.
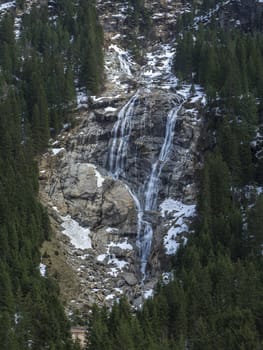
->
86;1;263;349
0;0;103;348
1;0;263;349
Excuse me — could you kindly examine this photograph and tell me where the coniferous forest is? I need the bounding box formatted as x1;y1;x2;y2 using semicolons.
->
0;0;102;348
85;2;263;350
0;0;263;349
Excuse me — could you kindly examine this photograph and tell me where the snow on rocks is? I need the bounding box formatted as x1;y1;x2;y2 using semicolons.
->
103;43;137;95
38;0;207;314
87;163;105;188
106;227;119;233
108;238;133;251
39;263;47;277
105;106;117;112
164;225;188;255
108;258;128;272
76;90;88;109
0;1;15;12
143;289;154;299
51;148;65;155
61;215;92;250
96;238;133;275
193;0;232;29
140;44;178;89
109;44;134;77
160;198;196;218
160;199;196;255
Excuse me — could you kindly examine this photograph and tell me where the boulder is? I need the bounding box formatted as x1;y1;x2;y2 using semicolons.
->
122;272;138;286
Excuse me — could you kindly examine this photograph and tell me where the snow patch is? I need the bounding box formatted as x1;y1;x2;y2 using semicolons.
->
97;254;107;262
39;263;47;277
0;1;15;12
106;227;119;233
108;258;128;269
51;148;64;155
160;198;196;218
108;238;133;250
96;238;131;276
108;267;119;277
105;106;117;112
88;164;105;188
61;215;92;250
14;313;21;325
164;226;188;255
76;90;88;109
143;289;154;299
160;199;196;255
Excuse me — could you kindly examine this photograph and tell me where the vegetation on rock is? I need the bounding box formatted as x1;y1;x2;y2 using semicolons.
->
0;0;103;348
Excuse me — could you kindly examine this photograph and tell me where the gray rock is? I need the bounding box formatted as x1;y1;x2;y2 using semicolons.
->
109;246;126;258
38;0;205;316
116;279;125;288
133;296;143;309
122;273;138;286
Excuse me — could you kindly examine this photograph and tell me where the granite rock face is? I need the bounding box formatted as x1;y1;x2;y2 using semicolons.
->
39;0;205;314
47;161;137;232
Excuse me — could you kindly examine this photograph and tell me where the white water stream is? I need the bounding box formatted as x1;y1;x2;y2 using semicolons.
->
138;100;184;276
105;7;187;279
108;91;139;178
108;89;185;278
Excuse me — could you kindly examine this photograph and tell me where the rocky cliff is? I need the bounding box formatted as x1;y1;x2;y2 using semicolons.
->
194;0;263;32
39;0;206;316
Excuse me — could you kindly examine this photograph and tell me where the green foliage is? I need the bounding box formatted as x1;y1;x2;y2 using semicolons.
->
0;107;78;348
0;1;103;348
175;29;263;101
86;8;263;350
247;196;263;256
124;0;153;60
0;1;104;152
75;0;104;94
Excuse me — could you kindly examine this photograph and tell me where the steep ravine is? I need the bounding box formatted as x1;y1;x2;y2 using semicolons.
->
39;0;206;316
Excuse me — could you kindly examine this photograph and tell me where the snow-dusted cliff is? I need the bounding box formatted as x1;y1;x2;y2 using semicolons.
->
39;0;206;315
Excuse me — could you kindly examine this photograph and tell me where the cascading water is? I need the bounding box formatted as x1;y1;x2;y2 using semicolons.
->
39;0;204;310
108;91;139;178
108;89;184;279
106;27;188;279
109;44;133;77
138;98;184;278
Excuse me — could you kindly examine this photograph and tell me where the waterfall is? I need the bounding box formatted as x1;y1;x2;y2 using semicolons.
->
108;91;184;279
138;99;184;278
106;30;186;279
108;92;139;179
144;99;184;211
109;44;133;77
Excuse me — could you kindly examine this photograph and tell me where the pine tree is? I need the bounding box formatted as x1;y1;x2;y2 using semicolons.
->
247;196;263;256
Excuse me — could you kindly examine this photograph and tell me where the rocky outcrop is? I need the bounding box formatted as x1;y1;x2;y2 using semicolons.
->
45;160;137;232
66;89;203;203
198;0;263;32
40;151;141;312
39;0;205;315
